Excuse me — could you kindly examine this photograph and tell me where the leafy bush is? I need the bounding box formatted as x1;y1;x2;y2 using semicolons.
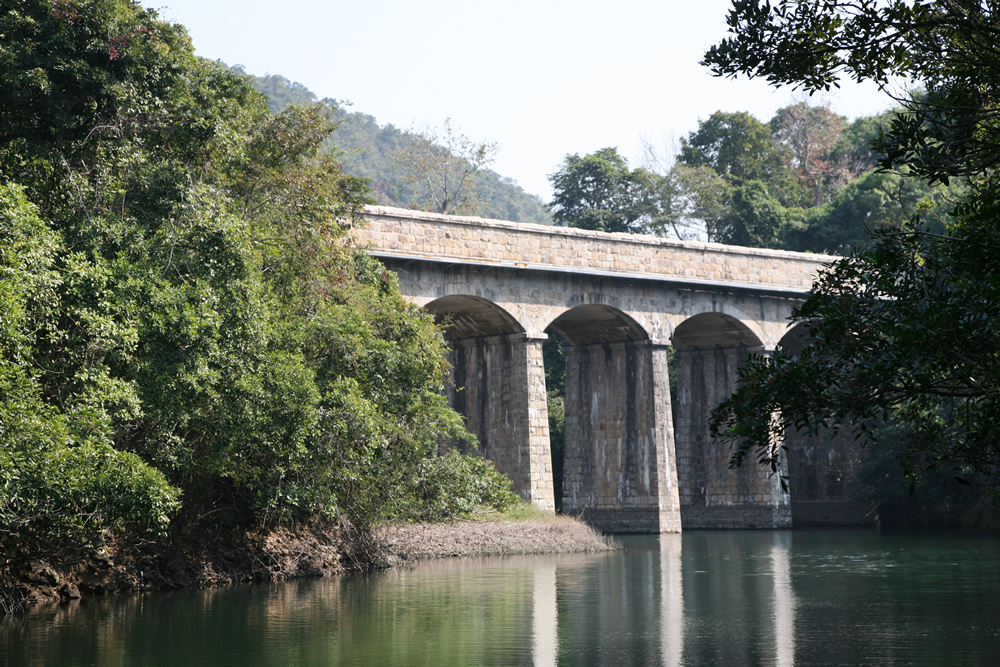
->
415;450;519;520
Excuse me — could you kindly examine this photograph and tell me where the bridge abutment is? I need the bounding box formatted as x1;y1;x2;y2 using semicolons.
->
562;340;682;533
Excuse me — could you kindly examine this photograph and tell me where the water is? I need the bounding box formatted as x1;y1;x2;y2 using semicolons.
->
4;530;999;666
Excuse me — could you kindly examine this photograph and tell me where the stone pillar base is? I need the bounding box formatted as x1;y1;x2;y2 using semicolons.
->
680;505;793;529
574;507;682;534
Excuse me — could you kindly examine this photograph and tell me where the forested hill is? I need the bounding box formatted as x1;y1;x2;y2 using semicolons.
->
239;68;553;224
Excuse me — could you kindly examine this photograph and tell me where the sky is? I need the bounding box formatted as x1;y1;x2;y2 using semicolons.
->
146;0;897;200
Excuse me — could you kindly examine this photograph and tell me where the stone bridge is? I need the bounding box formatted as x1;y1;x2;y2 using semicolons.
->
353;206;864;532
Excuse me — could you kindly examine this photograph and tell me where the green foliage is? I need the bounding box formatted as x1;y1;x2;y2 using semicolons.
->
714;180;795;248
391;119;499;215
705;1;1000;188
0;0;501;558
233;66;318;113
542;335;566;511
661;100;965;253
827;112;891;174
414;450;519;520
784;168;958;253
0;182;179;554
328;111;552;223
546;390;565;513
848;419;989;526
666;163;734;240
680;111;789;187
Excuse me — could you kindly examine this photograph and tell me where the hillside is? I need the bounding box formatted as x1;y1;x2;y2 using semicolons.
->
238;68;553;224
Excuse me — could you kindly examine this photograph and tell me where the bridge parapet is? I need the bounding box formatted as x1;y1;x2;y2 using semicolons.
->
355;205;836;294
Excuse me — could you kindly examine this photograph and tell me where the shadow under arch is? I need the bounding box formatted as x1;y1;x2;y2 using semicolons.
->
671;301;769;348
425;294;525;340
776;321;812;356
671;311;764;352
546;304;649;345
670;312;791;529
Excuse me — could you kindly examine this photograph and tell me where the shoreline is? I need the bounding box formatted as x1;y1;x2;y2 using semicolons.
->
1;514;614;616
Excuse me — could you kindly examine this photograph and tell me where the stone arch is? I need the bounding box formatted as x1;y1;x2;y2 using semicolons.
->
671;312;790;529
557;292;668;344
425;294;526;340
552;304;680;533
546;303;649;345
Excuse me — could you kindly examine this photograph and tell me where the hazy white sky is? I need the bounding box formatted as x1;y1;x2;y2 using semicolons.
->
146;0;895;200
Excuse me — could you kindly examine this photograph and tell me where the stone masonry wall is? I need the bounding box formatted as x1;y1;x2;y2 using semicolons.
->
445;333;554;510
562;341;681;533
355;206;834;292
674;347;792;529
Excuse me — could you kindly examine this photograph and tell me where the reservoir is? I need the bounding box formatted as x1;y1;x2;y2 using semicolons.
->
4;529;999;666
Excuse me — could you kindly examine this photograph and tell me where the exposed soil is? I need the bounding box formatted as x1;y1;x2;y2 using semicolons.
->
1;516;614;616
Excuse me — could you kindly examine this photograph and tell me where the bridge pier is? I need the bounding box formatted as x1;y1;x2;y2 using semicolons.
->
674;346;792;529
445;333;555;510
562;340;682;533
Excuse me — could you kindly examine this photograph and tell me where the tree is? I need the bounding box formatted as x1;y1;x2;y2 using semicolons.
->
0;0;511;561
783;168;958;253
714;180;792;248
706;0;1000;487
826;112;892;175
637;136;718;240
547;147;654;233
703;1;1000;186
679;111;789;186
392;118;499;215
770;100;852;205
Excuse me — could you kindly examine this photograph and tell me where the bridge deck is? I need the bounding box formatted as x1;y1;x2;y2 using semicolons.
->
354;206;837;296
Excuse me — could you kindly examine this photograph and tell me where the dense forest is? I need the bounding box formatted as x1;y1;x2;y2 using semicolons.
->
548;103;963;253
0;0;517;601
238;68;552;224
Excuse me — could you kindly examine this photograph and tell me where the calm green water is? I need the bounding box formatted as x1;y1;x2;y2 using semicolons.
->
3;530;999;666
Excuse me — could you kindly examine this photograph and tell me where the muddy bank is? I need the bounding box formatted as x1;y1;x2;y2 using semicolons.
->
372;516;616;565
1;516;613;615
